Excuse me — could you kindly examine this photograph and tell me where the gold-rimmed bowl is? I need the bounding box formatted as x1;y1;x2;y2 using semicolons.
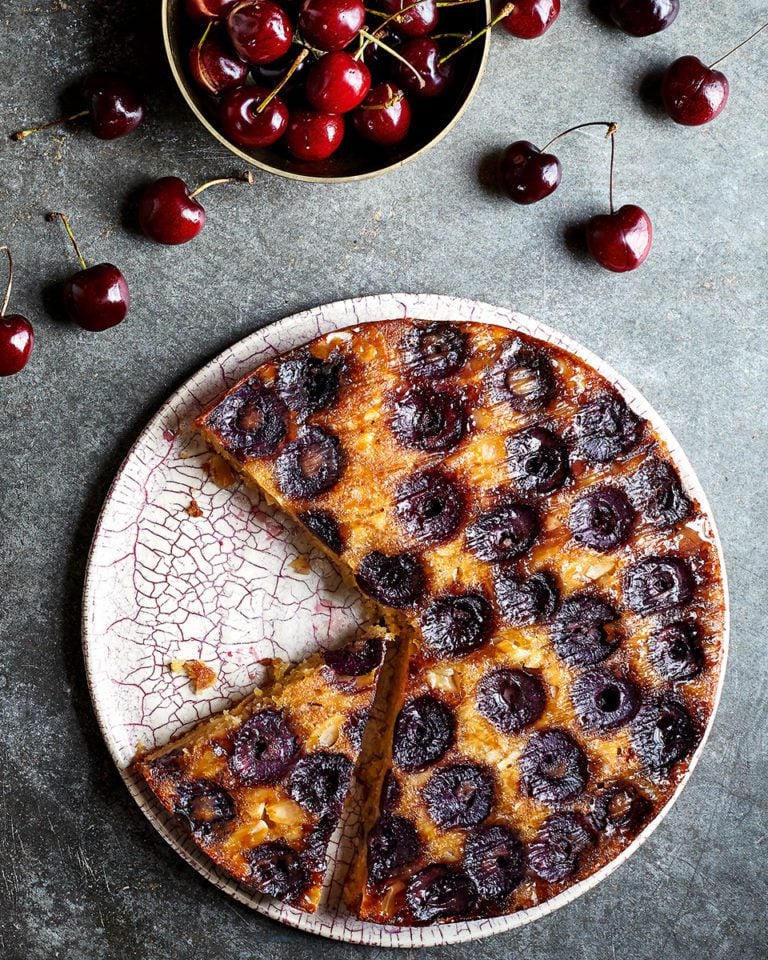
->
161;0;491;183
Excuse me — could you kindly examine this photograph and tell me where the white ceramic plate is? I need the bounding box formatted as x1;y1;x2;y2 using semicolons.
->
82;293;728;947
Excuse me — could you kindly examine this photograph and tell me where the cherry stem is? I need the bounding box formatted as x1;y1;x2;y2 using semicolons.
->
436;0;483;6
256;48;308;114
608;126;616;215
439;1;514;64
12;110;89;141
197;19;214;51
360;90;405;110
709;19;768;69
541;120;619;154
0;246;13;318
357;28;426;86
48;212;88;271
189;171;255;199
356;0;479;58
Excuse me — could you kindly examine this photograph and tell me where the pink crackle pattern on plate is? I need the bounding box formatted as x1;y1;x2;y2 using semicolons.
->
82;294;728;947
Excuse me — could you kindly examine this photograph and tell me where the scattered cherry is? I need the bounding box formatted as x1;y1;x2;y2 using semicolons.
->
138;172;254;246
306;52;371;113
186;0;238;20
298;0;366;51
352;83;412;144
226;0;294;64
501;0;560;40
500;141;561;204
13;71;145;142
662;57;729;127
49;213;130;331
189;24;249;94
661;21;768;126
609;0;679;36
284;110;346;160
0;247;34;377
585;130;652;272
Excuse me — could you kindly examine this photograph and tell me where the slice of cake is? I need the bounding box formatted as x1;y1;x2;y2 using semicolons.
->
134;630;387;913
195;318;725;925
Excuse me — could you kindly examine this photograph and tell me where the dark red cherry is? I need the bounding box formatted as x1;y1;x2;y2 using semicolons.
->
586;204;653;273
274;426;345;499
226;0;294;64
501;0;560;39
284;110;345;160
305;52;371;113
550;591;619;667
204;379;288;459
0;247;34;377
381;0;438;37
419;592;494;659
139;177;205;246
83;72;145;140
609;0;679;36
288;751;353;813
393;694;455;770
395;38;454;98
500;140;561;204
174;780;235;834
189;27;249;94
351;83;412;145
298;0;366;51
186;0;238;20
63;264;129;332
662;56;729;126
219;85;289;147
230;708;299;783
477;667;546;734
519;729;589;803
356;550;425;608
423;762;494;829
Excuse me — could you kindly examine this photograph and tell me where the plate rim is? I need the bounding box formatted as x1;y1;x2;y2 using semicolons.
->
82;292;730;947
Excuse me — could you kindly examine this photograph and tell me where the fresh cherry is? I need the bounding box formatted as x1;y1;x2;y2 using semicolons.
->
500;140;561;204
587;205;653;273
395;38;454;97
14;71;145;142
501;0;560;39
219;85;290;147
189;25;249;94
306;52;371;113
661;21;768;126
226;0;294;64
49;213;130;332
352;82;412;145
0;247;34;377
608;0;679;36
661;57;729;126
284;110;346;160
298;0;366;51
138;172;254;245
381;0;438;38
186;0;238;20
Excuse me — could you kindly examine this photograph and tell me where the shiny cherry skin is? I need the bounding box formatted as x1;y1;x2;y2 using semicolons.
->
586;205;653;273
381;0;438;37
0;315;34;376
284;110;345;160
62;265;130;331
501;0;560;39
608;0;679;36
662;56;730;126
219;85;289;147
138;178;208;246
306;52;371;113
82;72;145;140
352;82;412;145
185;0;238;20
252;48;309;86
189;27;249;94
298;0;366;51
226;0;294;64
395;38;454;97
500;140;562;204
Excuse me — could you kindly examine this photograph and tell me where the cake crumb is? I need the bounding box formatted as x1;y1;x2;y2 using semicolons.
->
290;555;311;574
204;454;237;489
186;498;203;518
170;659;217;693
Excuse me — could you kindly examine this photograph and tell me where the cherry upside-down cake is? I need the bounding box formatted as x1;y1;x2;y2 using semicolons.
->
140;316;725;926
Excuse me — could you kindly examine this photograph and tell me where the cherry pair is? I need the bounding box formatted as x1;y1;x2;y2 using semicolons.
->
500;123;652;274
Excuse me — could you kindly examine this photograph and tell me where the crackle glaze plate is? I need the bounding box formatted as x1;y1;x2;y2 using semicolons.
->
82;293;728;947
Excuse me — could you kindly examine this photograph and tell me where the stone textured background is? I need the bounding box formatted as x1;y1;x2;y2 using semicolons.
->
1;1;765;958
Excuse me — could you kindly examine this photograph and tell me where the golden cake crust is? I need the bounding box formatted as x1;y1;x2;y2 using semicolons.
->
195;317;725;925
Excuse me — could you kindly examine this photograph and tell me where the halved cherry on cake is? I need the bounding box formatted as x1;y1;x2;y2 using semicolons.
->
138;172;254;245
48;213;130;332
0;246;34;377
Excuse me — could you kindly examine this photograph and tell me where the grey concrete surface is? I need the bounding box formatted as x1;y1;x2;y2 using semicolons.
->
1;1;766;958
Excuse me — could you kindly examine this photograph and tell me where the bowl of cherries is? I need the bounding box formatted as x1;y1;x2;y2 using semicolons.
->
162;0;495;181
